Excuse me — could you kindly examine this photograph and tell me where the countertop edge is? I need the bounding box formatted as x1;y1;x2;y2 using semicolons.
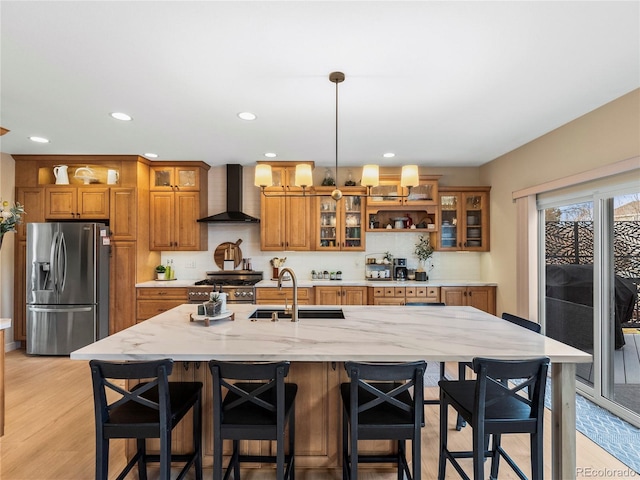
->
136;279;498;288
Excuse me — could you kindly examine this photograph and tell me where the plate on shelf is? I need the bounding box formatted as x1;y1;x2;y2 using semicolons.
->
190;310;234;326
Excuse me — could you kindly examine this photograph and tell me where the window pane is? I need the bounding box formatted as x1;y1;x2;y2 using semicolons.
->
544;201;595;386
610;194;640;415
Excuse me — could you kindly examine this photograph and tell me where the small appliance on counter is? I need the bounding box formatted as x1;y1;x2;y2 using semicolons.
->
393;258;408;280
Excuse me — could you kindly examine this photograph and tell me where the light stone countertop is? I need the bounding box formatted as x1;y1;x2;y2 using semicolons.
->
71;303;588;364
135;280;199;287
0;318;11;330
135;279;497;288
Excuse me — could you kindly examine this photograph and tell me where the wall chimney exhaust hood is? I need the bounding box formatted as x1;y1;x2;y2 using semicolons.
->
197;164;260;223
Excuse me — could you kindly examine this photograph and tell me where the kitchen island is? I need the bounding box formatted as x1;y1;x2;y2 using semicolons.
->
72;304;590;479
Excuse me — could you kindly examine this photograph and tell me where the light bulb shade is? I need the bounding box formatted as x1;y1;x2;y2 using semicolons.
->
294;164;313;187
254;164;273;187
401;165;419;187
361;164;379;187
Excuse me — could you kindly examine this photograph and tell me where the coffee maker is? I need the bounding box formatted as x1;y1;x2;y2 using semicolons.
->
393;258;408;280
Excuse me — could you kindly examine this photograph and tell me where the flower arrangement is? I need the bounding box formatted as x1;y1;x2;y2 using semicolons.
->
1;200;25;235
270;257;287;268
414;234;434;272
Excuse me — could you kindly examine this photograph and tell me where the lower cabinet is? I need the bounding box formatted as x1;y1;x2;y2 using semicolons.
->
136;287;189;323
110;242;138;333
369;285;440;305
440;286;496;315
13;241;27;341
255;287;314;305
315;286;367;305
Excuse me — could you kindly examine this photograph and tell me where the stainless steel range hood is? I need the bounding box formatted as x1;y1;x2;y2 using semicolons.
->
197;164;260;223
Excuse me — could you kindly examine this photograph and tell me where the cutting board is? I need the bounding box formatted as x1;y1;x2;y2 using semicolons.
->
214;239;242;270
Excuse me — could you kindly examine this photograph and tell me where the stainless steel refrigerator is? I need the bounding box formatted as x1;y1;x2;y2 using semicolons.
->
26;222;110;355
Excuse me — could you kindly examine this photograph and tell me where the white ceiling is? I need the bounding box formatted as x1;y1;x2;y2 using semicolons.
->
1;1;638;169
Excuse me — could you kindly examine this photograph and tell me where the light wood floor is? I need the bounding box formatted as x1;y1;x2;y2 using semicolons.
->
0;351;632;480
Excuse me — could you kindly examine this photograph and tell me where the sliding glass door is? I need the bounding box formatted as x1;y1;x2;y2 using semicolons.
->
542;200;595;386
607;194;640;416
539;188;640;426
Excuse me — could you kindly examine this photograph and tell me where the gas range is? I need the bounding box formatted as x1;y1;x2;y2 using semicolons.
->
189;270;263;304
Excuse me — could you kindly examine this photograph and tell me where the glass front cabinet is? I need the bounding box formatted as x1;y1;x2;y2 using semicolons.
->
437;187;490;251
314;188;365;251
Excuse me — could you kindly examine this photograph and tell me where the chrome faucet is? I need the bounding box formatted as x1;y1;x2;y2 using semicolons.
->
278;267;298;322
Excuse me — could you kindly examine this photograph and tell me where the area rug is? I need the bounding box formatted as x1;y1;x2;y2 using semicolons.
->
543;381;640;474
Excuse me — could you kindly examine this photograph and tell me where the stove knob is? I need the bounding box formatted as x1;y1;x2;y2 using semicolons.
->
240;291;247;297
234;291;241;297
247;291;254;297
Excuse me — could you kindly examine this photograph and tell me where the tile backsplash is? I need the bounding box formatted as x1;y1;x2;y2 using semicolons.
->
162;224;482;282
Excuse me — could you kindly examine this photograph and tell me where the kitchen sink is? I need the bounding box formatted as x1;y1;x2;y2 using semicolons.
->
248;308;345;320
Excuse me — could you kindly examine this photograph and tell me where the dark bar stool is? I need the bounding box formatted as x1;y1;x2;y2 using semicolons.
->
456;312;542;430
341;361;426;480
208;360;297;480
438;356;550;480
89;359;203;480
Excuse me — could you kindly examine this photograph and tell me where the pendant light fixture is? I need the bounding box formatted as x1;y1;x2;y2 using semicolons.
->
255;71;420;198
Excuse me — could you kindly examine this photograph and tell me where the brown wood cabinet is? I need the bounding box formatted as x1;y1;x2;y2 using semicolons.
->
315;286;367;305
314;189;366;251
438;187;490;251
365;175;441;234
149;162;209;251
440;285;496;315
255;287;313;305
369;285;440;305
13;155;161;340
44;186;110;219
150;165;201;191
259;162;313;251
136;288;189;323
109;188;137;241
15;188;45;240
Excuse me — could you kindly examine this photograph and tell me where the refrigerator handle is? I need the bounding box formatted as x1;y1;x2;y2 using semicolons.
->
28;306;93;313
50;231;59;293
58;232;68;293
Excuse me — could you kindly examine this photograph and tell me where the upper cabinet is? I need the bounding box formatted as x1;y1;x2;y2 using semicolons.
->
437;187;490;251
366;175;439;207
150;165;201;191
314;187;366;251
149;161;209;251
259;162;313;251
366;175;441;233
15;188;45;240
44;186;110;220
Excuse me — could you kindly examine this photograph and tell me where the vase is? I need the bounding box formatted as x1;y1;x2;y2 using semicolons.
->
204;300;222;316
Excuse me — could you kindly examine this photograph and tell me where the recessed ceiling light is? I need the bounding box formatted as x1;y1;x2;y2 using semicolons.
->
110;112;132;121
29;136;50;143
144;153;158;158
238;112;257;121
383;152;395;158
264;152;277;158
